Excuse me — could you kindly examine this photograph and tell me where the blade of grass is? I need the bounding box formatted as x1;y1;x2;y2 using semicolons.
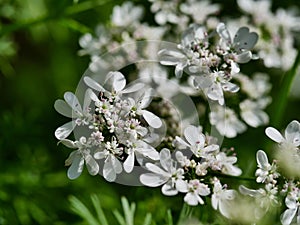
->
91;194;109;225
142;213;152;225
167;209;173;225
113;209;126;225
69;196;99;225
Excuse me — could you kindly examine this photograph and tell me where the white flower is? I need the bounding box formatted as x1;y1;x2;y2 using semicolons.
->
281;192;300;225
94;138;123;182
60;137;99;180
183;179;210;206
255;150;279;184
265;120;300;151
123;139;159;173
54;89;93;140
127;89;162;128
211;178;236;218
215;152;242;176
140;148;188;196
175;125;219;158
84;71;144;100
240;99;269;128
111;2;143;27
209;105;246;138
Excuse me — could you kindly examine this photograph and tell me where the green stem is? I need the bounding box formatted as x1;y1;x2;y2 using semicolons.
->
209;172;256;182
0;0;110;37
272;50;300;127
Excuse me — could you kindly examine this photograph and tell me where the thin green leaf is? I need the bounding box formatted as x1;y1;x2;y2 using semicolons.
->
167;209;173;225
142;213;152;225
113;209;126;225
272;50;300;127
59;18;93;34
91;194;109;225
69;196;99;225
121;196;135;225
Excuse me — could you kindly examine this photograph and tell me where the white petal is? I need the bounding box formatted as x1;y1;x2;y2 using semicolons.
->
142;110;162;128
111;156;122;174
64;92;82;116
162;183;178;196
265;127;284;143
235;51;252;63
176;179;188;193
230;61;240;74
175;136;190;147
233;27;258;50
159;148;171;172
218;200;232;218
124;152;135;173
83;89;92;114
184;193;199;206
281;208;297;225
140;173;167;187
239;185;264;197
122;83;144;94
139;89;153;109
216;23;231;44
85;154;99;176
55;121;76;140
94;151;106;159
54;99;72;118
184;125;205;146
59;139;77;149
67;155;84;180
211;194;218;210
175;64;184;78
84;76;106;92
256;150;269;169
103;156;117;182
285;196;297;209
285;120;300;145
222;82;240;93
138;147;160;160
145;163;169;177
107;71;126;92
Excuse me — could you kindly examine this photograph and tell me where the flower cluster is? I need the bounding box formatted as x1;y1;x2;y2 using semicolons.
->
240;120;300;225
140;125;242;218
55;71;163;182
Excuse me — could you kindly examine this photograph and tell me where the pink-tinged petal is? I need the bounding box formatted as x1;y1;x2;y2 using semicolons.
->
184;125;204;146
64;92;82;116
162;183;178;196
84;76;106;92
103;156;117;182
145;163;169;177
122;83;144;94
85;154;99;176
265;127;284;143
159;148;171;172
124;152;135;173
256;150;269;169
54;99;72;118
67;154;84;180
140;173;167;187
55;121;76;140
280;208;297;225
285;120;300;145
142;110;162;128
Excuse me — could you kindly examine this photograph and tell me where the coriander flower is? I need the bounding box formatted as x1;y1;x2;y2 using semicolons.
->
265;120;300;151
214;152;242;176
255;150;279;184
175;125;219;158
54;89;93;140
60;137;99;180
211;178;237;218
183;179;210;206
281;190;300;225
140;148;187;196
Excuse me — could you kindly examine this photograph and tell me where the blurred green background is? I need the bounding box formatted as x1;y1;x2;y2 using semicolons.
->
0;0;300;224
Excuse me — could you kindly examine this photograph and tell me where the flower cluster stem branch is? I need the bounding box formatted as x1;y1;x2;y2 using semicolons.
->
208;172;256;182
272;50;300;127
